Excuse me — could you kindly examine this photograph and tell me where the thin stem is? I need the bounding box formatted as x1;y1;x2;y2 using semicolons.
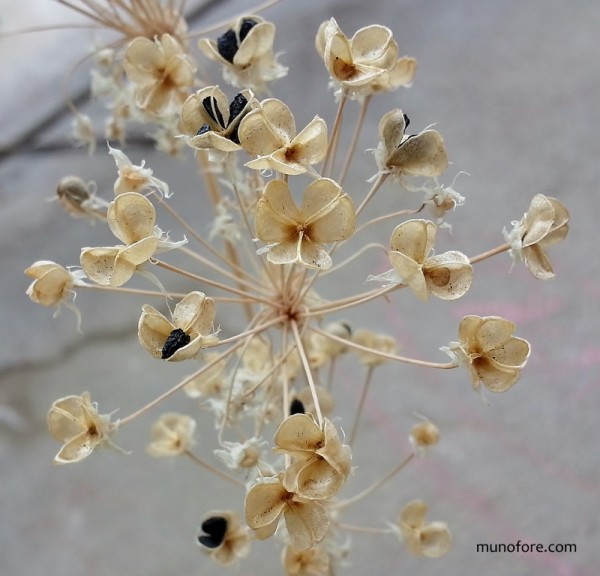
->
184;449;246;488
348;365;374;446
302;284;401;318
333;522;392;536
356;172;389;216
78;284;187;299
334;454;415;509
210;314;285;347
309;326;457;370
322;91;348;178
118;342;243;427
338;95;371;187
355;205;425;235
320;242;388;276
153;259;276;307
469;242;511;264
291;320;323;426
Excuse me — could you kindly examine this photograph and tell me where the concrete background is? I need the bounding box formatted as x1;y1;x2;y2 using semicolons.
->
1;0;598;575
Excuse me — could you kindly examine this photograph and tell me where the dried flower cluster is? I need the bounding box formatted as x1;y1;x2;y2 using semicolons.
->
25;3;570;574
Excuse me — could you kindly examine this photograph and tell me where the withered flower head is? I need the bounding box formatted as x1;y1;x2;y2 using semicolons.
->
25;261;79;307
239;98;328;175
409;420;440;454
282;545;330;575
255;178;356;270
244;474;330;550
197;510;251;566
374;109;448;178
370;219;473;301
146;412;196;457
504;194;570;279
316;18;412;97
351;329;397;366
123;33;196;116
138;291;218;361
444;315;531;393
397;500;451;558
108;145;170;197
56;176;108;220
274;414;352;500
80;192;159;286
198;16;287;94
181;86;255;152
47;392;116;464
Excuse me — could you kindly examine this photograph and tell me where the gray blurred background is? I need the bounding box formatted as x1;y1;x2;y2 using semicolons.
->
1;0;598;575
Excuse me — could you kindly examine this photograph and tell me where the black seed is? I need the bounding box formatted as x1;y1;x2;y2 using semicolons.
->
228;93;248;125
239;18;258;42
403;113;410;129
161;328;191;360
290;398;305;415
198;516;228;549
196;124;212;136
202;96;225;128
340;322;352;337
217;28;238;63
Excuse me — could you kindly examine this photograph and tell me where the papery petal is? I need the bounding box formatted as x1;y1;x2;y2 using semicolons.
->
172;291;215;335
351;25;396;68
80;246;121;286
380;109;407;150
388;130;448;176
475;317;515;353
388;251;427;300
419;522;451;558
284;500;329;550
523;244;555;279
488;336;530;368
401;500;427;528
424;251;472;300
299;236;332;270
256;180;302;242
240;98;295;154
522;194;555;247
390;220;436;263
474;357;521;392
138;304;176;358
55;431;96;464
233;21;275;66
307;195;356;244
458;315;485;346
125;37;164;73
266;239;302;266
48;396;88;441
107;192;156;245
274;414;323;453
292;457;346;500
245;480;288;529
291;116;328;164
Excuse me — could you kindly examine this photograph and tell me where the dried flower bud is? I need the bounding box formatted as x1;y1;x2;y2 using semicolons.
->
255;178;356;270
198;510;251;566
47;392;115;464
397;500;451;557
214;438;267;470
282;545;330;575
409;421;440;454
444;315;531;393
146;412;196;457
351;329;397;366
55;176;108;220
504;194;570;279
108;145;170;197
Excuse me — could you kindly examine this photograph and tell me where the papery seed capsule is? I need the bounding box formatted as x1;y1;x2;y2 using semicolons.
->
198;516;228;548
56;176;91;217
161;328;191;359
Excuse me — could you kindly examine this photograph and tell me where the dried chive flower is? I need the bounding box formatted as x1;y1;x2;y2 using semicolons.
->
47;392;116;464
444;315;531;393
198;511;250;565
397;500;451;557
146;412;196;456
504;194;570;279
